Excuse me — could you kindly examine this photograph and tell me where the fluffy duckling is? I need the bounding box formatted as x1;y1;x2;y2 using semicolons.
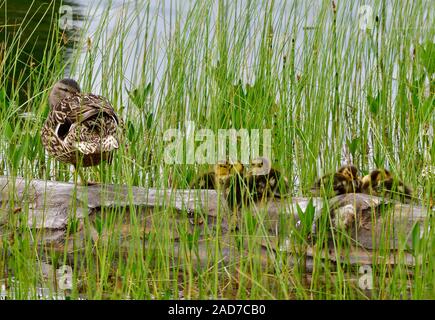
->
311;165;361;197
361;168;413;203
188;170;216;189
189;160;231;190
41;79;121;184
245;156;290;203
224;161;247;209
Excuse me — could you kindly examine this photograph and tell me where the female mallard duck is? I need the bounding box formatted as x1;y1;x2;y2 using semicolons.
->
311;165;361;197
245;157;290;203
41;79;121;182
361;168;413;203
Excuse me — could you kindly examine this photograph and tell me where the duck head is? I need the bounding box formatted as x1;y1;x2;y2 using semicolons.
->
248;157;271;176
230;161;244;175
49;78;81;108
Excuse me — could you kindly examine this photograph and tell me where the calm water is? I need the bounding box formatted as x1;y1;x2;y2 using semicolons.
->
0;0;80;101
67;0;324;93
2;1;433;90
1;0;326;90
2;0;420;98
2;0;433;173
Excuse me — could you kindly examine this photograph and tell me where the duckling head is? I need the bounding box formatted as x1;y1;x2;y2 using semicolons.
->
230;161;244;175
49;78;81;108
214;160;231;178
214;160;231;187
248;156;271;176
373;168;391;183
363;168;391;186
338;165;359;180
337;165;361;193
361;174;371;187
361;168;392;192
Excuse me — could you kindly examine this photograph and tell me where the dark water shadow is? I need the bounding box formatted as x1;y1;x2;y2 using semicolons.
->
0;0;82;106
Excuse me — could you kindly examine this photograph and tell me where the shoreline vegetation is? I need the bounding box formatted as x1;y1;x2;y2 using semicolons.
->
0;0;434;299
0;175;430;300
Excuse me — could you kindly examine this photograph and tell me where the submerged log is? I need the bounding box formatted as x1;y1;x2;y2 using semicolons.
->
0;176;431;271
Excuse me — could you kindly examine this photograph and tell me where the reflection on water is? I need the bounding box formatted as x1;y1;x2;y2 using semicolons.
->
0;0;384;101
68;0;183;97
61;0;308;101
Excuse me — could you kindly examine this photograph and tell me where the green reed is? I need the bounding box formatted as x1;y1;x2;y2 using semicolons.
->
0;0;433;299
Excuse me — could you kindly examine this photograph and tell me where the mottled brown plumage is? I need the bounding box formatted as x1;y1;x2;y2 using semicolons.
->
311;165;361;197
189;161;232;190
41;79;121;171
361;168;413;203
189;171;217;189
245;157;290;203
224;161;246;209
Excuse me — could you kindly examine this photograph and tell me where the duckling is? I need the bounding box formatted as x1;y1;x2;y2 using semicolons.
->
41;79;122;184
215;161;233;189
189;160;231;190
361;168;413;203
360;168;391;193
245;157;290;203
188;170;216;189
224;161;247;210
311;165;361;197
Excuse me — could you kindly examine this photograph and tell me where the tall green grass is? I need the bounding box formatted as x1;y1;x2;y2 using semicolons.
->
0;0;434;299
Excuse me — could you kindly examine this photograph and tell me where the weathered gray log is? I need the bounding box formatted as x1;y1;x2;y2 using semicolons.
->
0;176;431;271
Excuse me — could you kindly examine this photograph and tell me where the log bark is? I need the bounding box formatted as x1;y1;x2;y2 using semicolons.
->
0;176;431;271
